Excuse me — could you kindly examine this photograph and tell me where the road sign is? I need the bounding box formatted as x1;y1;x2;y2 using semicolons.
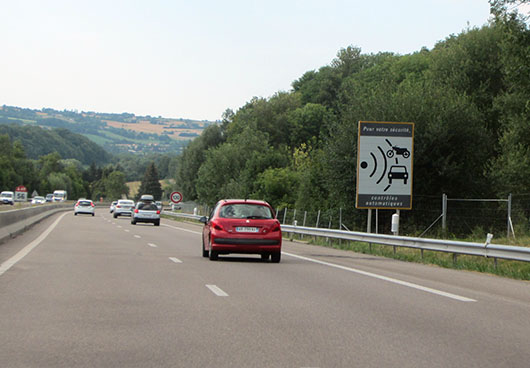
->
356;121;414;209
15;185;28;202
170;191;183;204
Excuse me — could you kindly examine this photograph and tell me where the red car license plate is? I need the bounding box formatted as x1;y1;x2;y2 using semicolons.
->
236;227;259;233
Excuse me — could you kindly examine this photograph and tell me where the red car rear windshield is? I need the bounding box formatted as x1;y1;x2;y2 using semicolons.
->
219;204;273;219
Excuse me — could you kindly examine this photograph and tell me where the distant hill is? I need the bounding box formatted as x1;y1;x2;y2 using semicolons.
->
0;123;112;165
0;105;218;154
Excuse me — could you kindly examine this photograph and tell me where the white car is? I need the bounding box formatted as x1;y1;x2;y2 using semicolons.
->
113;199;135;218
109;201;118;213
1;191;15;205
131;197;160;226
74;199;95;216
31;196;46;204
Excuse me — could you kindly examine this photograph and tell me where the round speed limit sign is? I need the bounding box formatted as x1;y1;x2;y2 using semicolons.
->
170;191;183;204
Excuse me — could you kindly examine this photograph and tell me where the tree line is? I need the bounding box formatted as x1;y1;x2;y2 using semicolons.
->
0;131;168;202
173;2;530;235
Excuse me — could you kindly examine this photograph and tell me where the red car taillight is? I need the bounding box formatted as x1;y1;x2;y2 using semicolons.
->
156;210;160;214
211;220;224;231
271;221;281;232
134;209;139;213
91;203;95;207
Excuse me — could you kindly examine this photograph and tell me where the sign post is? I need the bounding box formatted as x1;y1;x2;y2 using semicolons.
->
356;121;414;210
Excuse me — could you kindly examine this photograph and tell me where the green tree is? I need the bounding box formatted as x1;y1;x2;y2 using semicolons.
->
487;1;530;195
175;124;224;200
252;167;299;209
137;162;162;200
105;171;129;200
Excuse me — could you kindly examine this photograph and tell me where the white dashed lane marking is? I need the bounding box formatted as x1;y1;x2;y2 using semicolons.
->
206;285;229;297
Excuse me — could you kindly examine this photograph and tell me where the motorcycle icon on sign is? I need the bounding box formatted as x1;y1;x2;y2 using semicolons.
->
387;146;410;159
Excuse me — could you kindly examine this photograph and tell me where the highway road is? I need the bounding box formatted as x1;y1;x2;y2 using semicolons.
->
1;210;529;367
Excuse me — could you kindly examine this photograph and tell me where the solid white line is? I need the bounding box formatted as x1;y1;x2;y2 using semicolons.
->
148;243;158;248
0;212;68;277
206;284;229;297
283;252;476;302
162;223;202;235
169;257;182;263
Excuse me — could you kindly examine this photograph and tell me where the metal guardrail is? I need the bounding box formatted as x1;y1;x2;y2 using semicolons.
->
281;225;530;263
163;211;203;221
164;212;530;263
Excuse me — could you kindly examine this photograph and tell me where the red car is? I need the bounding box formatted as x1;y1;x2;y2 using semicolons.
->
200;199;282;263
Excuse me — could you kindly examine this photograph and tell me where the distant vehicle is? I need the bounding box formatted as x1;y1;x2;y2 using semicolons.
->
1;191;15;205
155;201;163;211
74;199;95;216
109;201;118;213
31;196;46;204
200;199;282;262
388;165;408;184
53;190;68;202
114;199;135;218
131;196;160;226
45;194;54;202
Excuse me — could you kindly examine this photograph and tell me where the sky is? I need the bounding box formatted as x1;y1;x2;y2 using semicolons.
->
0;0;505;121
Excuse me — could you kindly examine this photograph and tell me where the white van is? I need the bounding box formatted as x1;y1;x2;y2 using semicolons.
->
1;191;15;205
53;190;68;202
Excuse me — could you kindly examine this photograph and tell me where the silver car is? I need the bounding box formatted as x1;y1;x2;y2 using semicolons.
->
131;200;160;226
74;199;95;216
113;199;135;218
31;196;46;204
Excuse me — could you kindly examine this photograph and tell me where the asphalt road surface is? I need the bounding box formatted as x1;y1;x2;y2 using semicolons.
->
1;210;529;367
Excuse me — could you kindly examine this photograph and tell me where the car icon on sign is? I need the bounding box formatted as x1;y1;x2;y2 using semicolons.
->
388;165;408;184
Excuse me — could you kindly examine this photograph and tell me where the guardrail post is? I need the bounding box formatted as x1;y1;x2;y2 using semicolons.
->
507;194;512;239
327;216;332;245
339;208;342;247
442;193;447;236
301;211;307;240
314;210;321;243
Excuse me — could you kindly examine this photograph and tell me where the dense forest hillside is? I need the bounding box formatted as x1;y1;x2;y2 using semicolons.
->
0;124;111;165
174;2;530;236
0;106;216;154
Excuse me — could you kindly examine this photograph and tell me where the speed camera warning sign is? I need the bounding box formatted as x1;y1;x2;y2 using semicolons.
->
170;191;183;204
356;121;414;209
